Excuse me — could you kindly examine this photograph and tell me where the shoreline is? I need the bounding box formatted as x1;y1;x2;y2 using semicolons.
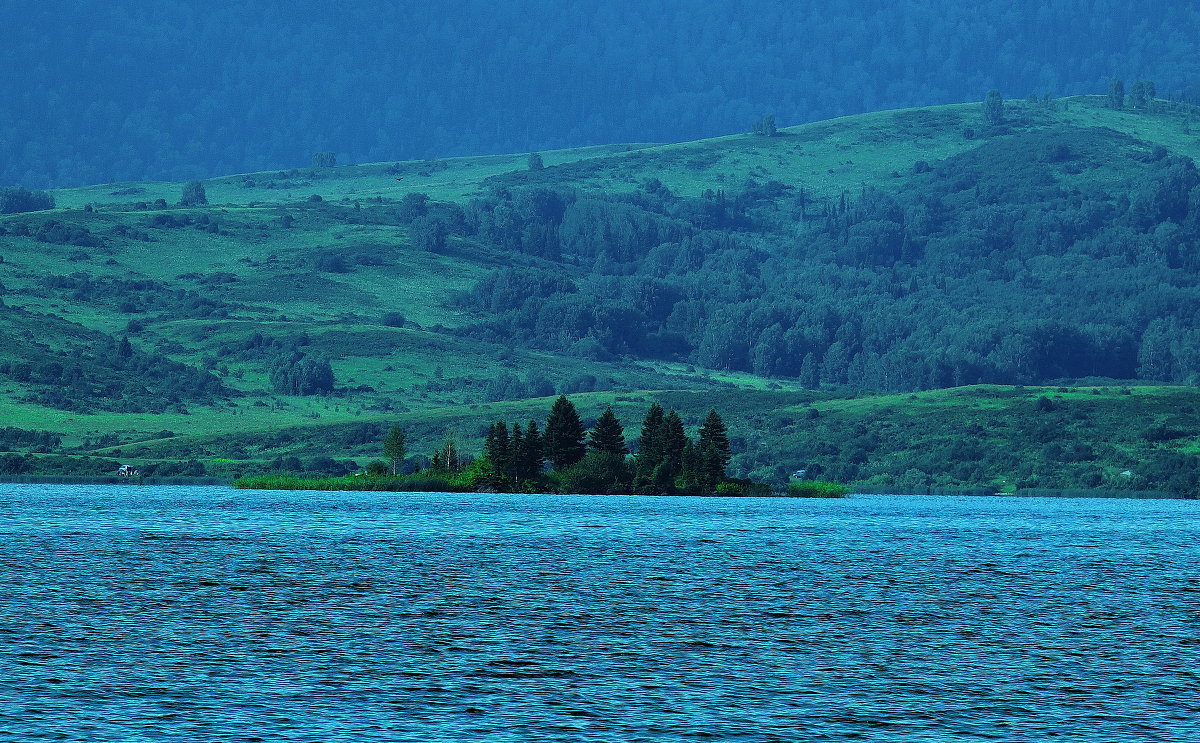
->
0;477;1192;500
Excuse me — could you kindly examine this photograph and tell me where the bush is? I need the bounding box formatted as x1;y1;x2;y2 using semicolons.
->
786;480;849;498
0;187;54;214
367;460;389;476
312;252;349;273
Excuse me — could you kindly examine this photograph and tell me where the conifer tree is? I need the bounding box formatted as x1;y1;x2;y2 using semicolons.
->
633;402;666;492
699;445;725;493
660;409;688;473
516;419;544;480
543;396;586;470
679;439;702;494
588;407;628;456
484;420;511;477
509;421;525;482
635;403;665;468
698;408;731;486
382;425;407;475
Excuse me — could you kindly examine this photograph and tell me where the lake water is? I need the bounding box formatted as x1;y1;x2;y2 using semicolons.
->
1;486;1197;742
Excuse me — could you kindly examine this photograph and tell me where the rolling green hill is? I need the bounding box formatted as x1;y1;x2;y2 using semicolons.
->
3;94;1200;494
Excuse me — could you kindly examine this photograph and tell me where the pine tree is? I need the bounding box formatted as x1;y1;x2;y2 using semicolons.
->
635;403;665;468
543;396;586;470
588;407;628;456
633;402;666;492
698;408;731;486
382;425;407;475
484;420;511;476
679;439;702;494
516;419;544;481
509;422;525;482
660;409;687;473
699;445;725;493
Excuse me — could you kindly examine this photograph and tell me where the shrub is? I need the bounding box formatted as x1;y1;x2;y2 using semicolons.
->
367;460;389;476
0;187;54;214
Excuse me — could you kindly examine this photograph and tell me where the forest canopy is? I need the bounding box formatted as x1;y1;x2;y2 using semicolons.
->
7;0;1200;187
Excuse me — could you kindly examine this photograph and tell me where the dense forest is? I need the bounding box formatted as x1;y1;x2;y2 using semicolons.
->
449;125;1200;389
7;0;1200;187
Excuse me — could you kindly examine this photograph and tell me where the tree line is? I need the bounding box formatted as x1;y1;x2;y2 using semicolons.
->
371;396;742;495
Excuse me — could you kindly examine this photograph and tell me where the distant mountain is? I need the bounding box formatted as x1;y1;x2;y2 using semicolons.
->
6;0;1200;187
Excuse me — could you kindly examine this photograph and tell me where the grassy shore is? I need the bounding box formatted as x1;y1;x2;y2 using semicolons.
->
233;474;469;492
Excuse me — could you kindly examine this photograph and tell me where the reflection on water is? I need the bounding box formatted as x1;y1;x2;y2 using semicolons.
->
1;486;1197;741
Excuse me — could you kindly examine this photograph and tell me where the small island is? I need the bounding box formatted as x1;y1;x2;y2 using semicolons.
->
235;395;846;497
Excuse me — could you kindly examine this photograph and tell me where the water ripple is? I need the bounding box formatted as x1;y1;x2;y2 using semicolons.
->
0;486;1197;741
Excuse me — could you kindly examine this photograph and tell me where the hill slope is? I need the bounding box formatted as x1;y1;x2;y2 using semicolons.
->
3;94;1200;492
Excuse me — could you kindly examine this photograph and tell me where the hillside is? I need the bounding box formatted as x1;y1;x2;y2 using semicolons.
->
4;94;1200;493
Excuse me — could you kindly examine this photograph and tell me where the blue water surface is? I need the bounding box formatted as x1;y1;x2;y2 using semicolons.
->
1;486;1197;742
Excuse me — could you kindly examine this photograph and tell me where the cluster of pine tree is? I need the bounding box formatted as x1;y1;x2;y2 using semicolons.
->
464;396;732;495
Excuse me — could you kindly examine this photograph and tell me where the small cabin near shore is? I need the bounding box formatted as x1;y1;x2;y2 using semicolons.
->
117;464;139;477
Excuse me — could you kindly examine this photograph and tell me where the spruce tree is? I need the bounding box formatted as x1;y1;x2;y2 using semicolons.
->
699;445;725;493
635;403;665;468
588;407;628;456
679;439;702;494
633;402;666;492
517;419;544;480
382;425;407;475
660;409;688;473
698;408;731;484
543;396;586;470
484;420;512;477
509;422;525;482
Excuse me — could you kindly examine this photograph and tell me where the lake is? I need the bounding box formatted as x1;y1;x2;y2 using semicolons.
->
1;486;1197;741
